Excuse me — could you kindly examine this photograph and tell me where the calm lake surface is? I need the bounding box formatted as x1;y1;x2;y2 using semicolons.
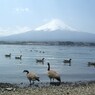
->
0;44;95;84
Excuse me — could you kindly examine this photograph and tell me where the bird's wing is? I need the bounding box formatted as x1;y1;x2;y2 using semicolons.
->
48;70;59;78
27;72;38;79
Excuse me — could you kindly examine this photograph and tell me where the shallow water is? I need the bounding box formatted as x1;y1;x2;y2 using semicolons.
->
0;44;95;84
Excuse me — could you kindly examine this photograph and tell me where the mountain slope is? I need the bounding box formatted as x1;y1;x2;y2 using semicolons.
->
0;29;95;42
0;19;95;42
35;19;76;31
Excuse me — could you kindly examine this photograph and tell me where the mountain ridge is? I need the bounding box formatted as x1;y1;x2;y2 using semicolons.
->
0;19;95;42
0;29;95;42
35;19;76;31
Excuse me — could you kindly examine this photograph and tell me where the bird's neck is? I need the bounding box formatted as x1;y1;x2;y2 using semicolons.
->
48;65;50;71
26;71;29;74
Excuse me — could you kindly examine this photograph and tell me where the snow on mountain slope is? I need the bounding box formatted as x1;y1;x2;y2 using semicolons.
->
35;19;76;31
0;19;95;42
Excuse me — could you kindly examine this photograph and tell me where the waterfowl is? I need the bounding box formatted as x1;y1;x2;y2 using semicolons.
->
5;53;11;57
36;58;45;63
15;55;22;59
63;59;72;63
88;62;95;67
23;70;40;85
47;62;61;83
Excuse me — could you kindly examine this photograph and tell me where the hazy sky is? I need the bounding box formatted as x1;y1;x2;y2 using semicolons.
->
0;0;95;36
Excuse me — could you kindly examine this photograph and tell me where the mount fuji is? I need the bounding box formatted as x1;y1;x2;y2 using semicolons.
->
35;19;76;31
0;19;95;42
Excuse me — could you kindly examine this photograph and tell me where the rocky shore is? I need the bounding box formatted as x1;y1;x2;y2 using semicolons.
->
0;81;95;95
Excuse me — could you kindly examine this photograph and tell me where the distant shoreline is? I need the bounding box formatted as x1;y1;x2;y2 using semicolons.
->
0;41;95;46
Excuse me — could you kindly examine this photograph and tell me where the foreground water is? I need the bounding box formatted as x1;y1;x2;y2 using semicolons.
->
0;44;95;84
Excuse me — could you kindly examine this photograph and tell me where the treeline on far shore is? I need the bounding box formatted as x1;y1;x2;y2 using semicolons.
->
0;41;95;46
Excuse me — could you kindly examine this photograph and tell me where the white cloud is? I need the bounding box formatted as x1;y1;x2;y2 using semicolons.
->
15;7;30;13
0;26;32;36
15;26;32;33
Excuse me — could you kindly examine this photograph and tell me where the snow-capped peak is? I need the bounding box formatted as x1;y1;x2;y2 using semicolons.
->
35;19;76;31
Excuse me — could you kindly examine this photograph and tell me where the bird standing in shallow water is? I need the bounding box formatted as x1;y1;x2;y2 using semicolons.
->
47;63;61;83
23;70;40;85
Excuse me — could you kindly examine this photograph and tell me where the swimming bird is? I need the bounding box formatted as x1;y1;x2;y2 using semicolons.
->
15;55;22;60
63;59;72;63
36;58;45;63
23;70;40;85
88;62;95;67
5;53;11;57
47;62;61;83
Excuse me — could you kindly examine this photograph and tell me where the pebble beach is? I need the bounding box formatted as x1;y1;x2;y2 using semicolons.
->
0;81;95;95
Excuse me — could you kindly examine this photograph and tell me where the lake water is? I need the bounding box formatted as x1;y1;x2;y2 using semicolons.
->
0;44;95;84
